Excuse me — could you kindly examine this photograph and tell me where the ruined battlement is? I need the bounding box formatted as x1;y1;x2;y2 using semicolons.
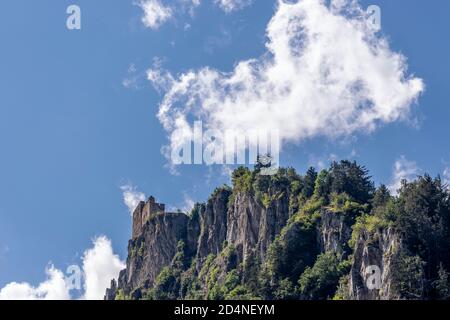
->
132;196;166;238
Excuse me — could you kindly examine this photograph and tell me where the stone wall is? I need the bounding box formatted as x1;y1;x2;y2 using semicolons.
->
132;196;166;239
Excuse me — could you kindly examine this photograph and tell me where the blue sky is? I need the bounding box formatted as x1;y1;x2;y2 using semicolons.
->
0;0;449;299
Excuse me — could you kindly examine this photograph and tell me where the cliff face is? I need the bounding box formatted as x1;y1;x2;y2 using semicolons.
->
106;192;403;300
117;212;189;299
226;190;290;263
106;164;450;300
196;189;230;261
317;210;353;257
349;228;401;300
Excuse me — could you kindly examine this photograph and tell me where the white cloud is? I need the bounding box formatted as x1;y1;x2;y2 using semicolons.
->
388;155;421;195
138;0;173;29
308;153;339;171
221;165;234;178
137;0;251;31
121;184;146;215
122;64;142;90
134;0;259;30
184;0;201;16
0;266;70;300
181;192;196;213
443;167;450;187
215;0;252;12
0;237;124;300
149;0;424;168
82;236;125;300
122;77;139;89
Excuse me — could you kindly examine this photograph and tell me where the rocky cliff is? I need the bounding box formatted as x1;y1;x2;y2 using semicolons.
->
116;212;190;299
106;162;450;300
349;228;401;300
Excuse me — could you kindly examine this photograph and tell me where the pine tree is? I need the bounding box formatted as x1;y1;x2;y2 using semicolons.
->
302;167;317;199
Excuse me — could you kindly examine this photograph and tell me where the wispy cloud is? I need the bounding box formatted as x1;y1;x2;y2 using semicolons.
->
149;0;424;169
215;0;252;13
138;0;173;29
388;155;421;195
181;192;196;213
122;63;144;90
443;166;450;187
120;184;146;215
308;153;339;171
220;165;234;180
136;0;252;30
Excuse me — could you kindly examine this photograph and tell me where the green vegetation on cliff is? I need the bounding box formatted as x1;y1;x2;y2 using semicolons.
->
111;160;450;300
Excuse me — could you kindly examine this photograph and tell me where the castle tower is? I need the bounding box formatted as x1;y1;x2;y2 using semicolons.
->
132;196;166;238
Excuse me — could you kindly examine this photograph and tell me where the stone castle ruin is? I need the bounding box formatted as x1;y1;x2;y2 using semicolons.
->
132;196;166;238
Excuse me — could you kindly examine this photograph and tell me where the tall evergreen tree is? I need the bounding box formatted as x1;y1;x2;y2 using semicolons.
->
302;167;317;199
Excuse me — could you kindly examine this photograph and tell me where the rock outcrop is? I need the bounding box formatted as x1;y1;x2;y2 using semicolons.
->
316;210;353;257
226;190;290;263
105;164;449;300
349;228;402;300
196;189;231;262
117;211;189;298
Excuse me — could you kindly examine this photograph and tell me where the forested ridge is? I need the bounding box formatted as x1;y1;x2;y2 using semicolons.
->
107;161;450;300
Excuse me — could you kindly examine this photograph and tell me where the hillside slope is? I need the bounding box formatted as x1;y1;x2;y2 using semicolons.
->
105;161;450;300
